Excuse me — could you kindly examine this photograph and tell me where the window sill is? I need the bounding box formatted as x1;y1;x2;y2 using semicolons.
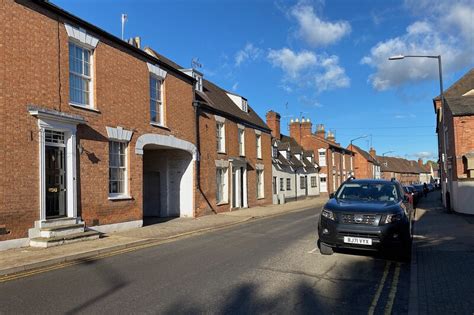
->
217;151;227;155
216;201;229;206
150;122;170;131
70;103;101;113
257;157;262;160
108;195;133;201
257;197;265;200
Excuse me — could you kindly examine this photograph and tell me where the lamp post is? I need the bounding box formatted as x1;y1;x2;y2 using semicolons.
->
349;135;368;177
388;54;450;210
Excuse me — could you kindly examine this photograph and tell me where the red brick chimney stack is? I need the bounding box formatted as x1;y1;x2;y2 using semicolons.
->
369;148;376;158
418;158;423;166
315;124;325;138
327;130;335;143
290;118;302;145
266;111;281;140
300;117;312;139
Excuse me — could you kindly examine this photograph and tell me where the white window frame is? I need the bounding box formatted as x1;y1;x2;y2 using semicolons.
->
342;153;346;170
257;170;265;199
279;178;284;191
216;122;226;153
332;151;335;166
109;141;129;198
216;167;229;204
256;134;262;159
300;176;306;189
311;176;317;188
150;75;164;126
238;128;245;156
286;178;291;190
68;42;94;109
318;149;326;167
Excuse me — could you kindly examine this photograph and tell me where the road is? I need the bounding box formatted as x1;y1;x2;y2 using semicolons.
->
0;207;409;314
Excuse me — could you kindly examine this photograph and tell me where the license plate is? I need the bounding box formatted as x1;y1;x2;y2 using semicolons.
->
343;236;372;245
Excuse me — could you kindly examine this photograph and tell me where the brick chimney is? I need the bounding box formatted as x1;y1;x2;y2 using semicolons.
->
290;118;312;145
369;148;376;158
300;117;312;139
418;158;423;166
327;131;335;142
315;124;325;138
266;111;281;140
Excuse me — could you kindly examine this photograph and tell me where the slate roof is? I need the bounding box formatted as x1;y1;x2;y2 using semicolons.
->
316;136;354;153
272;135;318;172
145;48;270;131
434;68;474;100
446;96;474;116
352;145;380;165
376;156;429;174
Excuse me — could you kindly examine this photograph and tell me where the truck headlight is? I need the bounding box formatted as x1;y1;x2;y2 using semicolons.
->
321;209;335;221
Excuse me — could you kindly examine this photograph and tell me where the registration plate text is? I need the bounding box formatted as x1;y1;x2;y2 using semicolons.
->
343;236;372;245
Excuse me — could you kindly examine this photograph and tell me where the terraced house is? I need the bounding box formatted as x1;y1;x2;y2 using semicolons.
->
266;111;320;204
0;0;272;250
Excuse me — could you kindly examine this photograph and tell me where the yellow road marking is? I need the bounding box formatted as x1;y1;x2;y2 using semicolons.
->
384;262;401;315
368;261;391;315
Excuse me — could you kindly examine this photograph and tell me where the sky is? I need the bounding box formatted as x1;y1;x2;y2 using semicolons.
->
53;0;474;161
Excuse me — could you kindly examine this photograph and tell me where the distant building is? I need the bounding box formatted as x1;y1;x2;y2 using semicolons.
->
434;68;474;214
349;145;381;179
289;120;354;194
267;111;319;204
377;156;428;185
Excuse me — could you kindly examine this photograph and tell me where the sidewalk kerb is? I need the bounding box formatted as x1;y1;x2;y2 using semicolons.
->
408;212;419;315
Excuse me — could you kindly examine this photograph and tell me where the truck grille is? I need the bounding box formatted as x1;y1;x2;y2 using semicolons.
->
341;213;378;225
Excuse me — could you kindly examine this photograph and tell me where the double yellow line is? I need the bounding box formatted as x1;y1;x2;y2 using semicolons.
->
368;261;401;315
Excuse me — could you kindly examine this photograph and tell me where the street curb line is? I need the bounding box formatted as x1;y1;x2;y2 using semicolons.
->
408;213;419;315
0;201;324;280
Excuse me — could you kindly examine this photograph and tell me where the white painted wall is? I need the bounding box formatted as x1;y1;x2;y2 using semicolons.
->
451;180;474;214
271;165;319;204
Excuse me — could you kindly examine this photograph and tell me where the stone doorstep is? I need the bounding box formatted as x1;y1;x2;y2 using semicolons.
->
39;223;86;238
38;217;79;228
30;230;101;248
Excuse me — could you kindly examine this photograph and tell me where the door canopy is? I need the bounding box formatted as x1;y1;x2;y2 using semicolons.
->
135;134;198;160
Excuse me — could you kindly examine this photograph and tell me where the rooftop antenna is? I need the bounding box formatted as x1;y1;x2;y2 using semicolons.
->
192;58;202;70
121;14;127;40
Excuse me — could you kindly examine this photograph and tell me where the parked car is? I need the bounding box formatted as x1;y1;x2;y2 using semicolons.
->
413;184;424;197
405;185;419;208
402;186;414;205
427;183;435;192
318;179;414;259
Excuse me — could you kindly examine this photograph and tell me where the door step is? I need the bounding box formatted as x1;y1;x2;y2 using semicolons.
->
39;223;85;238
30;230;101;248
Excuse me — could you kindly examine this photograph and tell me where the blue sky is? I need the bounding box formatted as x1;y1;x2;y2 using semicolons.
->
53;0;473;161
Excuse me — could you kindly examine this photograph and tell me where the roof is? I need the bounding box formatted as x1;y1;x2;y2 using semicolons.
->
434;68;474;100
446;96;474;116
376;156;429;174
31;0;194;84
272;135;318;172
315;135;354;154
144;47;270;132
351;145;380;165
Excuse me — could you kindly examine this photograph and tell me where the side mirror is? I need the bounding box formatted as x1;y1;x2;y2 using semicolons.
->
329;193;335;199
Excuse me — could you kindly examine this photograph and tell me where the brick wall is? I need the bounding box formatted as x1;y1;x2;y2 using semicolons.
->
453;115;474;179
0;0;195;240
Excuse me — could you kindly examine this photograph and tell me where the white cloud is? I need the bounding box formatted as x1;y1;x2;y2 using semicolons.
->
235;43;263;66
363;1;474;91
267;48;317;78
290;1;351;47
413;151;434;159
267;48;350;93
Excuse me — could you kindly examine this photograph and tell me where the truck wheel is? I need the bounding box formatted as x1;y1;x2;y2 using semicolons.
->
319;242;334;255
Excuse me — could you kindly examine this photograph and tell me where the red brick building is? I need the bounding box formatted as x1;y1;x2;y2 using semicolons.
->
0;0;271;250
349;145;381;179
377;156;427;185
290;120;354;194
434;68;474;214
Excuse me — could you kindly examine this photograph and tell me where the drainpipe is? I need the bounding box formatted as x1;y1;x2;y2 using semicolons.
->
294;168;298;201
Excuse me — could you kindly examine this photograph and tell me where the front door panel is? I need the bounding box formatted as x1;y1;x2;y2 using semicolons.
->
45;145;67;218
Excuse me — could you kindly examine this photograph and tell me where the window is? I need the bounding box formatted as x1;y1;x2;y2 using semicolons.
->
273;177;277;194
272;147;278;158
216;167;228;203
300;176;306;189
320;177;327;183
150;75;164;125
342;154;346;170
286;178;291;190
69;42;92;107
109;141;127;196
256;134;262;159
318;149;326;167
193;73;203;92
311;176;317;187
280;178;284;191
332;151;335;166
242;99;248;112
216;122;225;153
257;170;264;198
239;129;245;156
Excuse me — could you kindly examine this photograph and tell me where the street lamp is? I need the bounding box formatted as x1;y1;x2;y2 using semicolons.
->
349;135;368;177
388;54;449;209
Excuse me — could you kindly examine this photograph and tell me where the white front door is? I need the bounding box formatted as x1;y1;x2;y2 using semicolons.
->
320;175;327;193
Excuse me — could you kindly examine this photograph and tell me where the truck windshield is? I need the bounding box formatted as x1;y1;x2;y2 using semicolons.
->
336;183;400;201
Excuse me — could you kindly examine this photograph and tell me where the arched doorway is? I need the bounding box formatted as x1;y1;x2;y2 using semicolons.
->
135;134;197;222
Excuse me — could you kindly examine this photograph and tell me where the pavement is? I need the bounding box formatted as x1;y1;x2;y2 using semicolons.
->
0;196;326;278
409;191;474;315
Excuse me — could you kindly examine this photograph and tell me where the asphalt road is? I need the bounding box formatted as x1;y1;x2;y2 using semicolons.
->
0;207;409;314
